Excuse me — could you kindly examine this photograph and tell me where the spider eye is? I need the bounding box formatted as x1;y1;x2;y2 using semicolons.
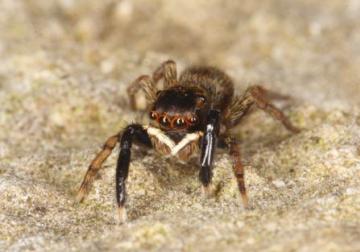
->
160;116;169;126
149;111;157;120
190;117;197;124
176;118;185;126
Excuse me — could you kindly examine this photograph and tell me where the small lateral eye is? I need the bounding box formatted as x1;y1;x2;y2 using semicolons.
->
149;111;157;120
176;118;185;126
190;117;197;123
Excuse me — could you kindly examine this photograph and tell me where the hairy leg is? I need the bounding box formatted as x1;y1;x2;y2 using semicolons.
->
127;75;157;110
226;137;249;208
226;85;300;133
152;60;178;88
76;134;120;203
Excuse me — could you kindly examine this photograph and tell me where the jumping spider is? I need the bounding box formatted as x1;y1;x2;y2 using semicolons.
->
76;60;300;222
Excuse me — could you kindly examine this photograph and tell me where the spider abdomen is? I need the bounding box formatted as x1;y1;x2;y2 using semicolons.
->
179;66;235;112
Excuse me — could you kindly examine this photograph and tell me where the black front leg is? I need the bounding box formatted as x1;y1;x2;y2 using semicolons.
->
199;110;220;193
116;124;151;222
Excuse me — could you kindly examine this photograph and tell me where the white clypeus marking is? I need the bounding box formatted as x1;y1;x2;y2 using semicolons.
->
146;126;175;149
171;132;202;156
145;126;202;156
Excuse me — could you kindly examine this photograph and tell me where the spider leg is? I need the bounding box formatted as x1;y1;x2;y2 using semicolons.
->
226;136;249;208
116;124;152;223
226;85;300;133
127;75;157;110
76;134;120;203
152;60;178;88
76;124;152;223
199;109;220;195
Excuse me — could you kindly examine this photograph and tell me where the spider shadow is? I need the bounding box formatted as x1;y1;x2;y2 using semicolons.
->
132;147;200;187
126;148;202;219
228;105;301;180
240;130;300;185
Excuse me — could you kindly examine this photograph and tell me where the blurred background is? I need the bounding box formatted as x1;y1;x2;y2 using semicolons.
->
1;1;360;251
2;0;360;103
1;0;360;147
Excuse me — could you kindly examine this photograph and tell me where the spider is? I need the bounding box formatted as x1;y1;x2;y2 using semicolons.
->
76;60;300;222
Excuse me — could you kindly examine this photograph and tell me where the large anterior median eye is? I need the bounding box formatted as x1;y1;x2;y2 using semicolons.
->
175;117;185;127
160;115;169;126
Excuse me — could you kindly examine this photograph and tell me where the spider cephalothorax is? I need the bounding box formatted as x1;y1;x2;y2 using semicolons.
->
149;85;206;132
76;60;300;222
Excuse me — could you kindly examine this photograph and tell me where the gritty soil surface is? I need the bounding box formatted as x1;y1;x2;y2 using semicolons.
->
0;1;360;251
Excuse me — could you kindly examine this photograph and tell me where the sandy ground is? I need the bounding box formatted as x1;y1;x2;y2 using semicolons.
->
0;0;360;251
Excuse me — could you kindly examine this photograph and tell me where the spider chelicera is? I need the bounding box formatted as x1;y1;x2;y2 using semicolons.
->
76;60;300;222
